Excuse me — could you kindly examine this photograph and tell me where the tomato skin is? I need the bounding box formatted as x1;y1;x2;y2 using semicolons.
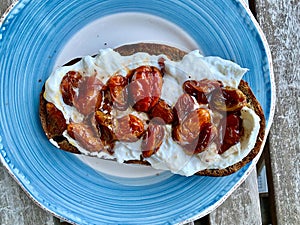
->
129;66;163;113
141;123;165;158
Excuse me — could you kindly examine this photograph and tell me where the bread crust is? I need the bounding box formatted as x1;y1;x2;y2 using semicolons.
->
39;43;265;176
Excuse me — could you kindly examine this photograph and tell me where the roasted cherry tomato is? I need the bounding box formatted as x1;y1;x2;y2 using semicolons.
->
211;87;247;112
114;114;144;142
183;123;217;155
60;71;82;106
183;79;223;104
141;123;165;158
129;66;163;112
74;76;103;115
149;99;174;124
173;108;211;145
67;122;104;152
218;112;243;154
107;74;129;110
173;93;197;125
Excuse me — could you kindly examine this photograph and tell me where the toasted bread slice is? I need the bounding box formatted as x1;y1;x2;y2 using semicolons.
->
39;43;265;176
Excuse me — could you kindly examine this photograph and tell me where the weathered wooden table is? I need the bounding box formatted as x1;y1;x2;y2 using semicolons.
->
0;0;299;224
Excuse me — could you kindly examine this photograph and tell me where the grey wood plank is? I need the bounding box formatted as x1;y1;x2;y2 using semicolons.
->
254;0;300;224
0;164;61;225
208;169;262;225
0;0;14;17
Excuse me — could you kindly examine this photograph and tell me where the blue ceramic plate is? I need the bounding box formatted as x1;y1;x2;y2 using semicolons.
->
0;0;275;224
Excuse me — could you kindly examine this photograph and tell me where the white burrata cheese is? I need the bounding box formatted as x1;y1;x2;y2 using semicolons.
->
44;49;260;176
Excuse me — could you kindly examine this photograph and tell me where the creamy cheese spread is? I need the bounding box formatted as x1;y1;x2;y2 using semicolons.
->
44;49;260;176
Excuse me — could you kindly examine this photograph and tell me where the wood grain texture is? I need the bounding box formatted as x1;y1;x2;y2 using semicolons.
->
0;164;60;225
209;170;262;225
254;0;300;224
0;0;14;16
